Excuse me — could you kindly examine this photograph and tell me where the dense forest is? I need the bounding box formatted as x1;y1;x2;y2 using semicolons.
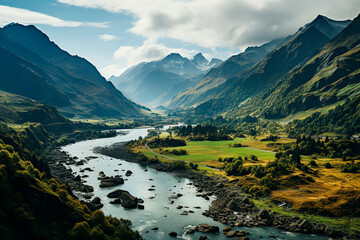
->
287;96;360;137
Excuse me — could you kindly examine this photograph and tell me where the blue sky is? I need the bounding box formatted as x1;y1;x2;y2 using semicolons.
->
0;0;359;78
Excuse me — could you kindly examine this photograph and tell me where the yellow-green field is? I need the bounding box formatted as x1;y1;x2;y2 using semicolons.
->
159;138;275;165
132;135;360;231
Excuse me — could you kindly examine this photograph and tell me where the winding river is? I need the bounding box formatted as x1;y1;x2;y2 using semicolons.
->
61;127;328;240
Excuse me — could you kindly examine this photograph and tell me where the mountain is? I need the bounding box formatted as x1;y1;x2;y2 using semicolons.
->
0;23;145;118
234;14;359;120
109;53;222;107
172;15;351;116
165;37;288;109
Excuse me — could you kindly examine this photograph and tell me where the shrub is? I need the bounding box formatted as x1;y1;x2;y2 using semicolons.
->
341;163;357;173
250;154;258;161
69;222;92;240
231;143;242;148
170;161;186;170
171;149;187;155
324;162;332;168
188;162;198;170
309;160;317;167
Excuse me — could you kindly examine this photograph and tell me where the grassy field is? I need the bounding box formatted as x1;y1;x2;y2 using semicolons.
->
163;138;275;166
132;135;360;233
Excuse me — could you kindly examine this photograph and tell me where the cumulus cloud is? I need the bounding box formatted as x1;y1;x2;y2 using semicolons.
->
98;34;118;41
0;5;108;28
58;0;359;49
100;41;200;78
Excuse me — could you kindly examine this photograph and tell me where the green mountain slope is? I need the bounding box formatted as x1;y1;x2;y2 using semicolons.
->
234;14;360;119
0;23;144;118
191;16;351;117
165;37;287;109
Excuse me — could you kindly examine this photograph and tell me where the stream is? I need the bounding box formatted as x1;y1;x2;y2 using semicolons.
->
61;127;328;240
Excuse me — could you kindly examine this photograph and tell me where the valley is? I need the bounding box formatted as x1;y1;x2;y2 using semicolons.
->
0;3;359;240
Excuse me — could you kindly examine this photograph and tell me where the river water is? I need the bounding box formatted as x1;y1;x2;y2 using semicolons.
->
61;128;328;240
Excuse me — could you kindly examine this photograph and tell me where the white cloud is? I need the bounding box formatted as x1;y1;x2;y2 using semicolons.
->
98;34;118;41
59;0;359;78
58;0;359;49
100;41;200;78
0;5;109;28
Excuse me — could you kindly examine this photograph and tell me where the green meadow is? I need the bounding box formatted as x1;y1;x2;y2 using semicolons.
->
160;138;276;163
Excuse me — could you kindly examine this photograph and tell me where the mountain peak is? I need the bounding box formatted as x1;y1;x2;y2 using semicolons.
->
193;53;206;60
299;14;351;39
192;53;208;66
166;52;183;59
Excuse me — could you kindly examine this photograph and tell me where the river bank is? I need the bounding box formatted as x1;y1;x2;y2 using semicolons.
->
95;142;358;240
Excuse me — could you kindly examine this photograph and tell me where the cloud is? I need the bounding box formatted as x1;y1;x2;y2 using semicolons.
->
98;34;118;41
100;41;200;78
58;0;359;49
0;5;109;28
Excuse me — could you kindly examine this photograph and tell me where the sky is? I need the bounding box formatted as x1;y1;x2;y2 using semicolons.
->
0;0;359;79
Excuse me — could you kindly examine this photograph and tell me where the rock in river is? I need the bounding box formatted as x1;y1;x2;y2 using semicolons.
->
107;189;139;209
99;176;124;188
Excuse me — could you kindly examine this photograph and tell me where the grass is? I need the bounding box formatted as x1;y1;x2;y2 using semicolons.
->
163;138;275;165
134;135;360;229
253;198;360;234
69;118;135;126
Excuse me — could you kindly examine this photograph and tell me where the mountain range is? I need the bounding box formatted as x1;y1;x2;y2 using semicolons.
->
165;15;356;121
0;23;146;119
109;53;222;107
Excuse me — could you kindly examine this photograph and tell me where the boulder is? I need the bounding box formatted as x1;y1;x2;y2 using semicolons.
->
99;176;124;188
125;170;133;176
258;208;270;220
107;189;138;208
91;197;101;205
169;232;177;237
199;224;219;233
223;226;232;233
107;189;127;198
226;231;236;237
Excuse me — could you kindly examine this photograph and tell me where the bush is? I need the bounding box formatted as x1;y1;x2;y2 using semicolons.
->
230;143;242;148
250;154;258;161
309;160;317;167
341;163;358;173
69;222;92;240
324;162;332;168
171;149;187;155
188;162;198;170
170;161;186;170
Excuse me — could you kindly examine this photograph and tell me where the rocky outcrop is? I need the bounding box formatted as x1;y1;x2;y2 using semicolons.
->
84;197;103;211
107;189;142;209
49;149;94;194
99;176;124;188
195;224;219;233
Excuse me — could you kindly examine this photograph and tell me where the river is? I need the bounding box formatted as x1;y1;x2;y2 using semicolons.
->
61;127;328;240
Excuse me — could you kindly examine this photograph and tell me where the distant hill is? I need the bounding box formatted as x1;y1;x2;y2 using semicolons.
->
177;15;351;117
109;53;222;107
0;23;145;118
165;37;288;109
0;90;69;125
